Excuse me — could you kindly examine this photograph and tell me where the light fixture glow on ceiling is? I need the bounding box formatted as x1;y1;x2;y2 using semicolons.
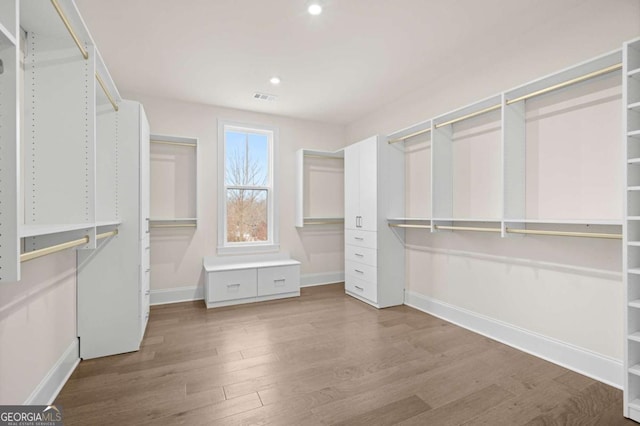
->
270;76;281;85
308;3;322;15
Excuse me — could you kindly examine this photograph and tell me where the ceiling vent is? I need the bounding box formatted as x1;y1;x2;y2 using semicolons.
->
253;92;278;102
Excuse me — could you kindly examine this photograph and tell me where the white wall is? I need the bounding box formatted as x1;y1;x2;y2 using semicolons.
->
0;252;77;404
347;0;640;365
126;92;347;298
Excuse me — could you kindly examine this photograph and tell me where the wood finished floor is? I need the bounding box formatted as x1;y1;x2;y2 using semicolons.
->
56;284;633;425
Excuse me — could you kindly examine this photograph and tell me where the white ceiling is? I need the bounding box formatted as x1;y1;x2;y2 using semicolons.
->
74;0;587;124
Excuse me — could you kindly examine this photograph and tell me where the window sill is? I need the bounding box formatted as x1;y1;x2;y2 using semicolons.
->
216;243;280;256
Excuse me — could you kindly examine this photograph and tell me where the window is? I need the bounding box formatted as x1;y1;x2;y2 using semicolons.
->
217;121;278;253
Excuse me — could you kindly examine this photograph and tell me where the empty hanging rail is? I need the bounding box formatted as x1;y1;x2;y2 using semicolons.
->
388;62;622;144
51;0;119;112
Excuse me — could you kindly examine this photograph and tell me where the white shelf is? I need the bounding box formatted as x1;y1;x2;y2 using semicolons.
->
629;102;640;110
96;220;122;227
505;218;622;225
629;268;640;276
629;216;640;220
432;218;502;223
629;186;640;191
630;398;640;411
630;364;640;377
629;332;640;342
629;68;640;78
629;158;640;164
629;130;640;138
149;217;197;222
629;300;640;309
629;241;640;247
20;223;94;238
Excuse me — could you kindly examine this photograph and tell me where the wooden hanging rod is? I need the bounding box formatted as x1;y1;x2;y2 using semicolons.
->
435;225;501;233
389;63;622;141
303;154;344;160
388;223;432;229
151;140;197;148
97;229;118;240
505;228;622;239
304;219;344;225
50;0;88;60
150;224;197;228
20;235;89;263
506;63;622;104
388;128;432;144
435;104;502;129
95;73;119;112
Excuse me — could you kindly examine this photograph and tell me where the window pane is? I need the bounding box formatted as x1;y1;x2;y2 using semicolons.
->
226;189;268;242
225;131;269;186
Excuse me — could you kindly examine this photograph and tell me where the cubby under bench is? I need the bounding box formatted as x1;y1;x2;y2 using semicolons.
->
202;253;301;309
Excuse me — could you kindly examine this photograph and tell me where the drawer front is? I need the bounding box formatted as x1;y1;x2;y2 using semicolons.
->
258;265;300;296
345;245;377;267
209;269;257;302
345;229;377;249
345;275;377;303
345;260;377;284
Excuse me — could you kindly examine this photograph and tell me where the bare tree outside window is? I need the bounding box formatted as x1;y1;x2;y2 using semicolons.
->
225;130;270;243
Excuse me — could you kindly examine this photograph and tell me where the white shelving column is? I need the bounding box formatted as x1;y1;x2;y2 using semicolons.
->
149;134;198;228
0;0;18;282
624;37;640;422
294;148;344;228
21;0;97;250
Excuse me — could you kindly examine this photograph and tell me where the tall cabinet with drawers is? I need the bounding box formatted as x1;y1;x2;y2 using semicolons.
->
344;135;405;308
77;101;151;359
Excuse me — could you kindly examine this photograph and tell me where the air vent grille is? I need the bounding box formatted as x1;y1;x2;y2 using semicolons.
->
253;92;278;102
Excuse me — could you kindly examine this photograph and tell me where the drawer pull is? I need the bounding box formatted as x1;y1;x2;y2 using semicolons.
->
354;237;364;241
274;278;286;286
145;290;150;296
355;285;364;291
354;253;364;257
146;268;151;273
354;269;364;274
227;283;241;287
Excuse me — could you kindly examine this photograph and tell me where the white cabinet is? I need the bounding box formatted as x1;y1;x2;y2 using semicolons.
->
77;101;150;359
344;139;377;232
203;253;300;309
344;135;405;308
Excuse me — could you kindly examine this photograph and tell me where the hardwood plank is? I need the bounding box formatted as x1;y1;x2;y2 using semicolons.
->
334;395;431;426
55;284;630;425
399;384;513;425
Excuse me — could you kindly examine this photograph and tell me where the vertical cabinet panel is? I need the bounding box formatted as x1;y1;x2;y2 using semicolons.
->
358;138;378;231
0;0;18;282
344;144;359;230
77;101;149;359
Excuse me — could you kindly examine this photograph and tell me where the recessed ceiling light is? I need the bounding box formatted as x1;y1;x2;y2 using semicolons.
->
308;3;322;15
270;76;281;85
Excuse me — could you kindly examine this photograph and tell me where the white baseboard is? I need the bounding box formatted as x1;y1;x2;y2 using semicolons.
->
150;286;204;306
404;290;623;389
24;339;79;405
300;271;344;287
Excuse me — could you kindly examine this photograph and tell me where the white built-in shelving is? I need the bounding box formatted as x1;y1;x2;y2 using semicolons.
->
2;0;151;359
624;37;640;423
15;0;124;269
149;134;198;229
295;148;344;228
386;47;624;241
0;0;19;281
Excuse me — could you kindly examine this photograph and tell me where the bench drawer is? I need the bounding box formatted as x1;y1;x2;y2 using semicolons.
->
208;269;257;302
258;265;300;296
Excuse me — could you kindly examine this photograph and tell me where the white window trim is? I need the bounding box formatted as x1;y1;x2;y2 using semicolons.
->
217;119;279;255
